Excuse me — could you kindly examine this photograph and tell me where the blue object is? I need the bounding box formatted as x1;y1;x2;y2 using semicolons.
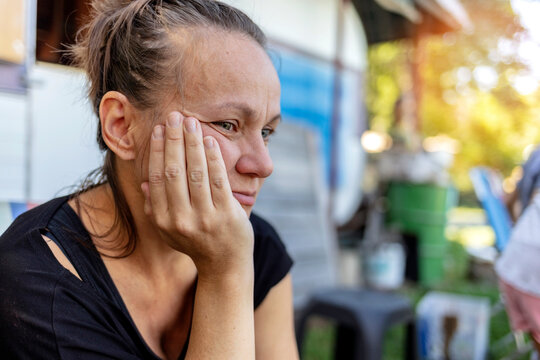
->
272;49;335;182
516;146;540;210
469;167;513;251
9;202;29;219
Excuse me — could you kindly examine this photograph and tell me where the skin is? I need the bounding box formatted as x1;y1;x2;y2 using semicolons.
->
44;30;299;359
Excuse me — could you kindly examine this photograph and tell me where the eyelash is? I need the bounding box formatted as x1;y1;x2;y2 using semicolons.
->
262;128;275;140
212;121;276;141
214;121;236;131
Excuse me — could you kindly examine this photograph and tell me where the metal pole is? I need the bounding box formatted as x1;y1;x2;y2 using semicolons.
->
329;0;347;222
24;0;37;200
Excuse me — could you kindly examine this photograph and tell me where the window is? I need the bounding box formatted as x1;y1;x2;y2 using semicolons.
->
0;0;27;93
36;0;89;65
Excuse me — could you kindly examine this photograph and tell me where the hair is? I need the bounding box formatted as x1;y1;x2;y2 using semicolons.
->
69;0;267;257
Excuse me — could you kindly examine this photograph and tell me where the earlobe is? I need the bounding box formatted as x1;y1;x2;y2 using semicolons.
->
99;91;137;160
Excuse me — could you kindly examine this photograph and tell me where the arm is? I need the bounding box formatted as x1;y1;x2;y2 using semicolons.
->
187;271;255;359
143;112;255;359
254;274;299;360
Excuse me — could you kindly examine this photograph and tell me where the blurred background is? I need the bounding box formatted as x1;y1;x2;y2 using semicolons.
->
1;0;540;359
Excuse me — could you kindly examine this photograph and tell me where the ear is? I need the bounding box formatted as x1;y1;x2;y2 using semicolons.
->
99;91;137;160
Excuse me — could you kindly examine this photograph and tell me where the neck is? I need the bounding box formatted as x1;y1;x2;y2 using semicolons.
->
72;166;191;276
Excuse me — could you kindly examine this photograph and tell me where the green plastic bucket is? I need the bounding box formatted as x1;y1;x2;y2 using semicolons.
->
386;182;457;286
418;243;448;285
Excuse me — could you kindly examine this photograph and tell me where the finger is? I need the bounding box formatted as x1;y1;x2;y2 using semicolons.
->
164;112;190;213
204;136;232;207
183;117;212;211
141;182;153;216
148;124;168;220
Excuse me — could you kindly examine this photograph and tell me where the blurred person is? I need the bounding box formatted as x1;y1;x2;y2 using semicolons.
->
0;1;298;359
378;96;453;185
496;146;540;354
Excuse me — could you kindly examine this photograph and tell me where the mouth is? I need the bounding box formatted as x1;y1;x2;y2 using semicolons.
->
232;191;257;206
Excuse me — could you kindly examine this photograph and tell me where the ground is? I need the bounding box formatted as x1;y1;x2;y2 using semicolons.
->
300;207;534;359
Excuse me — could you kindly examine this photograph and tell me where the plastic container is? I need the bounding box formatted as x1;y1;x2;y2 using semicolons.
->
386;182;457;285
362;241;406;290
418;243;448;285
416;292;490;360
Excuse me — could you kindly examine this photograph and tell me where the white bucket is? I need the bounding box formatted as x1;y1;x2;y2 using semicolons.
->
362;242;406;290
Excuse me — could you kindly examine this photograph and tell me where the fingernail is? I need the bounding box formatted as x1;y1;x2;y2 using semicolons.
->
153;125;163;139
167;113;180;128
204;137;214;149
185;117;197;133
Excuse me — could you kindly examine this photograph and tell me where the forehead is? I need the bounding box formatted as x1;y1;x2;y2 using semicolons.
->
179;30;281;115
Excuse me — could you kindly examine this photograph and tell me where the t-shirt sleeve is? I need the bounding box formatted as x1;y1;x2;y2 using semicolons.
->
250;213;294;309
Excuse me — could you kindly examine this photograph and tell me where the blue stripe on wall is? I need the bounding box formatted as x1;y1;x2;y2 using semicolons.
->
271;48;366;189
271;49;335;183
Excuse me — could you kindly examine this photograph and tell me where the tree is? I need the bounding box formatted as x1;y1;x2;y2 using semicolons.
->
366;0;540;191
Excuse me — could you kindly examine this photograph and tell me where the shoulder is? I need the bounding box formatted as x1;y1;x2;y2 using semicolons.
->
0;196;68;358
0;196;72;327
250;212;293;308
1;196;69;242
0;196;143;358
0;195;73;277
250;212;290;261
0;197;70;271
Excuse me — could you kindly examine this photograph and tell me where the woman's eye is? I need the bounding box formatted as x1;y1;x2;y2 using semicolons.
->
262;128;275;140
214;121;235;131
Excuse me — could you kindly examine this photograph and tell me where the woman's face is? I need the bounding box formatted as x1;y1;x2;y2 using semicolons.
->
161;31;281;215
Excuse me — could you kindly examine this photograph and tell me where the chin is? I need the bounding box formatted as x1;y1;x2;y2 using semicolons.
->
242;205;253;216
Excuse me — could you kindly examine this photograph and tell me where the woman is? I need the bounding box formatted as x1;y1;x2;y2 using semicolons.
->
0;0;298;359
497;146;540;355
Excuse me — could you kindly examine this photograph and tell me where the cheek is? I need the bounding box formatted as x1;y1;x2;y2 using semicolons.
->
201;126;238;174
213;137;237;175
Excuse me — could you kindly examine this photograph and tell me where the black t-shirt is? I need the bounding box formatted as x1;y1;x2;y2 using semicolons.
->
0;196;292;359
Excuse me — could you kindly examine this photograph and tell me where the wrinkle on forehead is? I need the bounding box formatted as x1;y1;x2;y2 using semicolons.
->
180;32;280;113
154;26;280;131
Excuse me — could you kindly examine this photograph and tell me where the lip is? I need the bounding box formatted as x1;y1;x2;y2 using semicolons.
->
232;191;257;206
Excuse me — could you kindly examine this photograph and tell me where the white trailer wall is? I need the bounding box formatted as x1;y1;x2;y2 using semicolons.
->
0;0;368;225
0;93;26;201
27;63;102;201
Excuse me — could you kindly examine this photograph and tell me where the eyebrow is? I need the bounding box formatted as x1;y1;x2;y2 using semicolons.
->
215;101;281;125
268;113;282;125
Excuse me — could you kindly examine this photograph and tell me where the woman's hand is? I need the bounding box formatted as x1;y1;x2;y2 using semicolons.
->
142;111;256;359
141;111;254;278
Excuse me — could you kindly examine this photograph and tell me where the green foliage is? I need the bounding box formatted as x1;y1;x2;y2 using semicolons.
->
367;0;540;191
300;318;335;360
367;42;411;132
444;240;470;281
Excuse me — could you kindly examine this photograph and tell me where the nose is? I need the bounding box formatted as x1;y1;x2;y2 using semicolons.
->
235;137;273;178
